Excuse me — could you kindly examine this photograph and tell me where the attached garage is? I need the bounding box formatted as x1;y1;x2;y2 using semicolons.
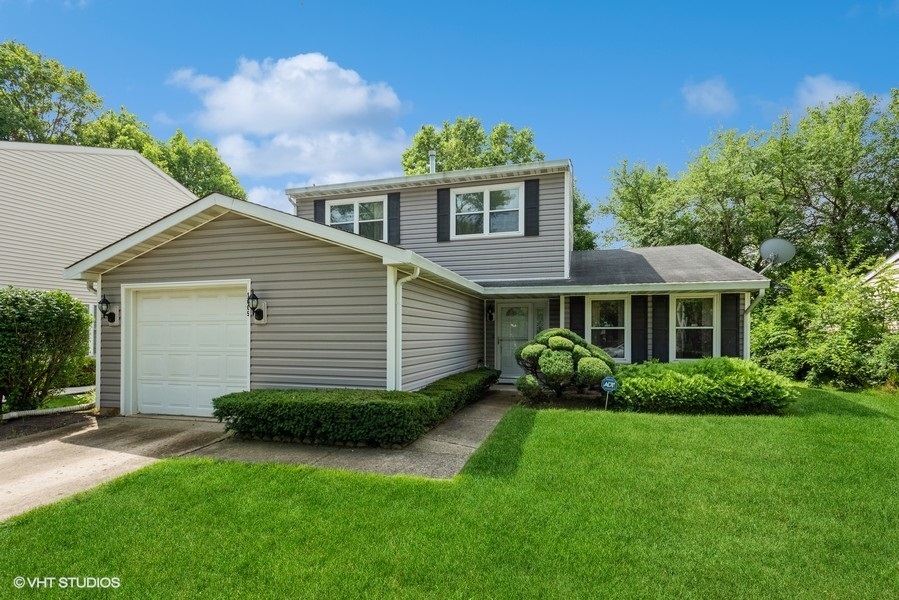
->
128;284;249;417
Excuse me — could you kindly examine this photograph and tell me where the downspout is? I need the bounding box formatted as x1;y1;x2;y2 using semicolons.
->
742;288;765;360
394;266;421;390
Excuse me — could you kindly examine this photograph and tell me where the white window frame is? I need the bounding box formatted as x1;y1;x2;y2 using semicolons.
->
449;182;525;239
669;294;720;361
325;196;387;242
586;296;631;363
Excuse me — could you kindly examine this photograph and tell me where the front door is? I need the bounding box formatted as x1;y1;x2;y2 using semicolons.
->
496;303;533;382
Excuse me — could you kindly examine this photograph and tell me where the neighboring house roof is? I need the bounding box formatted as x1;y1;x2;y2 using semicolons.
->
477;245;769;294
63;194;483;296
285;159;572;201
0;141;197;303
863;249;899;284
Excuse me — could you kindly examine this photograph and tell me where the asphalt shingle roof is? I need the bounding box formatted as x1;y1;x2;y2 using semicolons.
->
477;245;767;288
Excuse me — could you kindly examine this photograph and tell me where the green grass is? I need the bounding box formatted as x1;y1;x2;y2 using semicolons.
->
41;390;95;410
2;387;898;598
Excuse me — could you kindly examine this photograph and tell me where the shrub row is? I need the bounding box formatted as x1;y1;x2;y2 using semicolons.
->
614;358;797;415
212;367;500;447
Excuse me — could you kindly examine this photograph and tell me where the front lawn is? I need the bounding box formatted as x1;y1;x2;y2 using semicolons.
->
2;387;898;598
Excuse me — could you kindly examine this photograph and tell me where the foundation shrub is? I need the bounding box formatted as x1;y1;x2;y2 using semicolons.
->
614;357;796;415
212;367;500;447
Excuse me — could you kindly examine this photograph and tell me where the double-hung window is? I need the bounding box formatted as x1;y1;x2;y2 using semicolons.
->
450;182;524;238
588;297;629;362
326;197;385;241
672;295;717;359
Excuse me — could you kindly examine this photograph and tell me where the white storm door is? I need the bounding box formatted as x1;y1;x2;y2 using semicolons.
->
135;286;249;417
496;302;533;382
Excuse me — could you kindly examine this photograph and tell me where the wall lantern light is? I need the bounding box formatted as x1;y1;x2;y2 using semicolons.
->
247;289;265;321
486;305;495;322
98;294;116;324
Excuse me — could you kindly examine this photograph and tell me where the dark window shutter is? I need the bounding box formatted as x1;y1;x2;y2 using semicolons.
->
631;295;648;363
569;296;585;338
720;293;741;357
387;192;400;245
437;188;450;242
651;295;669;362
313;200;325;224
524;179;539;236
548;297;560;328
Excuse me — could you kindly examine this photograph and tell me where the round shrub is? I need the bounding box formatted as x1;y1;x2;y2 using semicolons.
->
576;357;612;388
515;327;616;399
548;336;575;351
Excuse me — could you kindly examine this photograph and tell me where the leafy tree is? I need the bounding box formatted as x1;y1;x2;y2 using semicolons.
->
751;261;899;388
77;107;161;155
402;117;545;174
601;90;899;272
0;40;102;143
1;41;246;199
0;287;92;411
157;130;246;199
402;117;597;249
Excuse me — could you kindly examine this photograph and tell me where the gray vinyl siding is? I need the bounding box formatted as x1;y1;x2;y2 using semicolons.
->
98;213;387;410
297;172;567;280
0;143;195;304
401;277;483;390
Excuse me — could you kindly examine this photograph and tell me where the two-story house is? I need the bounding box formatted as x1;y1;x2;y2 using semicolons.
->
64;159;768;417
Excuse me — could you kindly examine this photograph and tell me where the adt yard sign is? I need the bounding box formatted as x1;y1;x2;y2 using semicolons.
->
601;376;618;393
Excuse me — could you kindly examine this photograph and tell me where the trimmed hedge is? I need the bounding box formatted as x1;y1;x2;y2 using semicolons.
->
614;358;797;415
212;367;500;447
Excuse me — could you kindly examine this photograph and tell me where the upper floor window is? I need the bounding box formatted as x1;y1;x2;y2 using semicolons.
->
326;197;385;241
587;296;630;362
450;182;524;238
671;295;718;359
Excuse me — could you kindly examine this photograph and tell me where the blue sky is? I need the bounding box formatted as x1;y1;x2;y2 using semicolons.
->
3;0;898;236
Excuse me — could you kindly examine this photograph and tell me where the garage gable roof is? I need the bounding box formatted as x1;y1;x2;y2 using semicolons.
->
63;194;483;295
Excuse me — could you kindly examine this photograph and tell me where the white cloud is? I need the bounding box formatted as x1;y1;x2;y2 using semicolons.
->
169;53;401;136
169;52;409;189
681;77;738;117
794;74;858;110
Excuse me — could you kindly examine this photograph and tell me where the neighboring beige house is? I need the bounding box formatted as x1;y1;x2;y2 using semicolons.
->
0;142;197;352
864;250;899;290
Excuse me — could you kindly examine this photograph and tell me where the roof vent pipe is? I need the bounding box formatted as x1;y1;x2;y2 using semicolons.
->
428;150;436;174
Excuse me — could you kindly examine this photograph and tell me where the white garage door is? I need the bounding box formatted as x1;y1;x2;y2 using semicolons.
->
135;286;249;417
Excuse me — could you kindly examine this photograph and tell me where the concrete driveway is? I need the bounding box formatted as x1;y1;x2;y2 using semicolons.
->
0;390;516;522
0;416;227;521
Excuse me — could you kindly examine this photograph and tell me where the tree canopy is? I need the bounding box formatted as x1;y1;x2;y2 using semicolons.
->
0;41;245;199
600;90;899;272
0;40;102;143
402;117;597;250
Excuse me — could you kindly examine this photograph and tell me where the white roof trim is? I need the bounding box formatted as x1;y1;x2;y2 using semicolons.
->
482;280;770;296
863;250;899;283
63;194;485;295
286;159;572;200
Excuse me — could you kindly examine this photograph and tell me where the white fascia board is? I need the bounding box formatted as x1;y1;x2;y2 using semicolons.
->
286;160;572;200
63;194;411;281
483;279;770;296
382;251;485;296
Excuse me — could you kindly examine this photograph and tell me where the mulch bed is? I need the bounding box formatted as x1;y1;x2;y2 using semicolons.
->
0;410;99;442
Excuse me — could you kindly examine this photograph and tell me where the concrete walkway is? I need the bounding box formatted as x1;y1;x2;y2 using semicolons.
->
0;389;516;521
190;389;516;478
